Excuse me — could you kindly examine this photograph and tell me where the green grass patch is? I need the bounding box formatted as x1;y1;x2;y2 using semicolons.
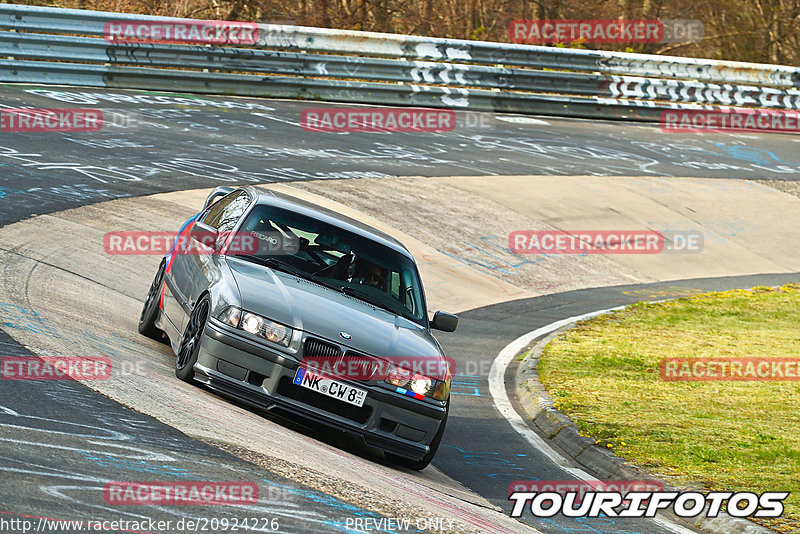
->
538;284;800;532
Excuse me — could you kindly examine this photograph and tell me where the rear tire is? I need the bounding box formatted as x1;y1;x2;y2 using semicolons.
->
175;296;210;383
386;399;448;470
138;260;166;341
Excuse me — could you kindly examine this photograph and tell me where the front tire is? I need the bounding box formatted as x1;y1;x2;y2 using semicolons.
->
175;296;210;382
386;399;448;470
139;260;166;341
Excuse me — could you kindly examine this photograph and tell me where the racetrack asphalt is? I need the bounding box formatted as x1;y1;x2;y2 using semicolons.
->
2;82;800;228
0;330;407;534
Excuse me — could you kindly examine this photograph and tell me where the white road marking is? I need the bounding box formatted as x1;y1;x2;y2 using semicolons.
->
0;404;19;416
495;116;551;125
488;305;698;534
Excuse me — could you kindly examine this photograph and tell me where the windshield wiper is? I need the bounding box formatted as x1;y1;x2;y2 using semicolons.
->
238;255;305;277
339;286;397;315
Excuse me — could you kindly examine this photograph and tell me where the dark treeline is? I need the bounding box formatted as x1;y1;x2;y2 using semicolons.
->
10;0;800;65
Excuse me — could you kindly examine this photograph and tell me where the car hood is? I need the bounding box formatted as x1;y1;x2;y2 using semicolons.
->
226;259;446;375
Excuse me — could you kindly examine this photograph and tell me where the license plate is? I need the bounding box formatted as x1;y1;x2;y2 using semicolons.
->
293;368;367;408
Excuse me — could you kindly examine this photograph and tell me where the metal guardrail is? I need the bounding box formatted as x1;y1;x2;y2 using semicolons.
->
1;3;799;121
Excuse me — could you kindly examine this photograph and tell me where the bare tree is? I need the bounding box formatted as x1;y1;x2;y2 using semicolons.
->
24;0;800;64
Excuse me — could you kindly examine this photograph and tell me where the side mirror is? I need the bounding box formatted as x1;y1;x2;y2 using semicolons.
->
203;186;235;210
431;311;458;332
189;221;220;251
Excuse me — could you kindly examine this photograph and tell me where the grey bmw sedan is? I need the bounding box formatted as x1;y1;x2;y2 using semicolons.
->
138;186;458;470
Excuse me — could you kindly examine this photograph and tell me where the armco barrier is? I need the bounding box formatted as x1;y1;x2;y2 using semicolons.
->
1;4;799;121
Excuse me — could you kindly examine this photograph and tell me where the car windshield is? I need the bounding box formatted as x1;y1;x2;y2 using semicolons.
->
235;205;428;326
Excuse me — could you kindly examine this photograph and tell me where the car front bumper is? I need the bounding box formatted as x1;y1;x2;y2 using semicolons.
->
193;319;447;461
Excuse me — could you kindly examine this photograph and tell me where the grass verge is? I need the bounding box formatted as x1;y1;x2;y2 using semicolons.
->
538;284;800;532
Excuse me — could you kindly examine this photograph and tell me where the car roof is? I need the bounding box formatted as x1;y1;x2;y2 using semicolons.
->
244;186;413;259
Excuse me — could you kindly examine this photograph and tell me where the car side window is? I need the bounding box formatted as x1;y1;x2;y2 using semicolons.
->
390;271;401;299
401;269;420;314
202;191;249;232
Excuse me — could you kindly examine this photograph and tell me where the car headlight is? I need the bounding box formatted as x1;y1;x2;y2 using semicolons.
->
386;364;413;387
218;306;241;327
409;373;432;396
385;364;448;401
264;321;290;345
241;313;262;334
217;307;293;347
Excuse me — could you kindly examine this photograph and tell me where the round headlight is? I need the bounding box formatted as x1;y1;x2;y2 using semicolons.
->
386;365;412;387
241;313;263;334
409;374;432;395
265;322;287;344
